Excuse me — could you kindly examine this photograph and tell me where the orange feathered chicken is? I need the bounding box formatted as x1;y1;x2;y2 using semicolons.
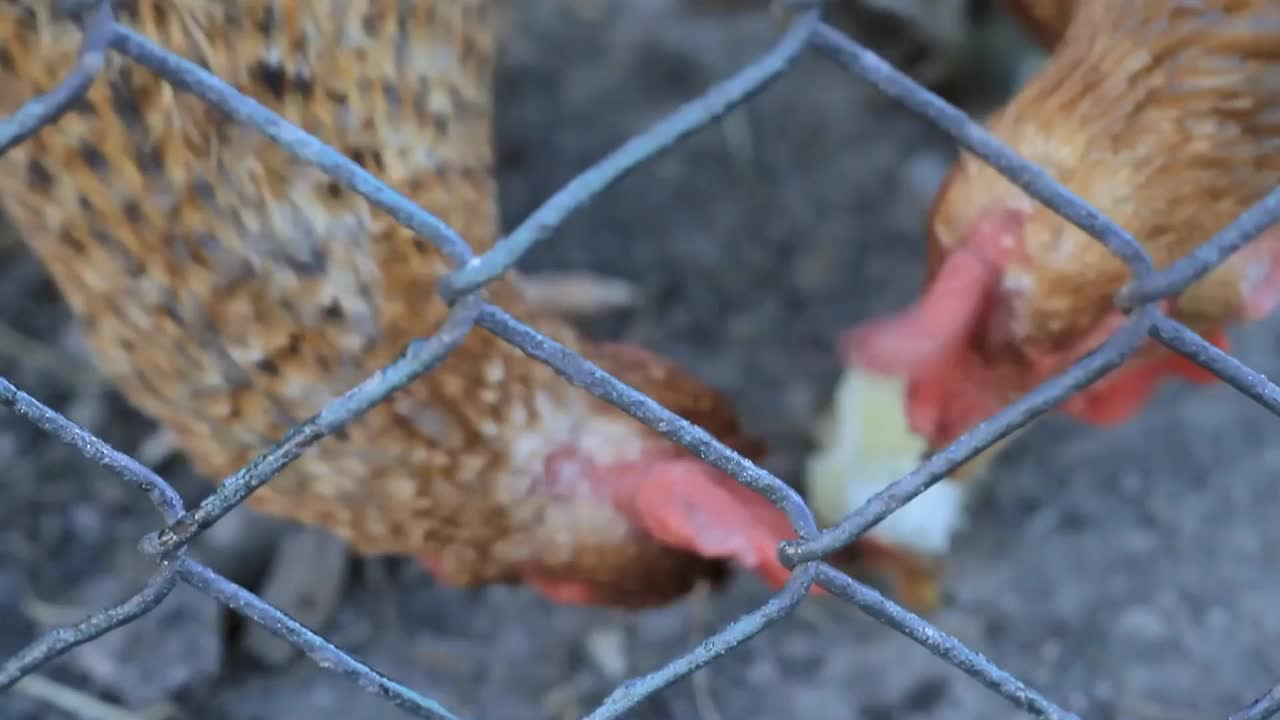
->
0;1;812;608
812;0;1280;587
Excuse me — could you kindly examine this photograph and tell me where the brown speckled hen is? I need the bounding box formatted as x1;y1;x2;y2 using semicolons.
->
847;0;1280;460
0;1;809;608
813;0;1280;607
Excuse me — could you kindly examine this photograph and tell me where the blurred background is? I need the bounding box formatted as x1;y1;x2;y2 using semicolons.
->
3;1;1280;718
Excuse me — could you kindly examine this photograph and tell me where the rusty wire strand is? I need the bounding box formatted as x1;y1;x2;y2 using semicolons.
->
584;563;819;720
783;307;1155;565
175;559;462;720
813;564;1079;720
0;2;113;154
0;376;184;521
0;563;180;691
477;304;818;534
437;9;822;300
1231;686;1280;720
2;2;1280;719
1148;315;1280;415
0;370;458;717
142;295;482;559
806;21;1154;277
105;21;474;267
1119;185;1280;309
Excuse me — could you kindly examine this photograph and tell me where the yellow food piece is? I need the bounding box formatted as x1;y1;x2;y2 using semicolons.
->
804;367;931;529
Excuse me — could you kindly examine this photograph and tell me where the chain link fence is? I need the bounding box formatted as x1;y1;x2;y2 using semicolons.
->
2;2;1280;719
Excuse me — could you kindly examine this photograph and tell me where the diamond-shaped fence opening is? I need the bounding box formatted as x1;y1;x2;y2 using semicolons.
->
2;3;1280;720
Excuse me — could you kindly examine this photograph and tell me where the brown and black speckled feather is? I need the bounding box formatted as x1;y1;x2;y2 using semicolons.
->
929;0;1280;363
0;0;761;608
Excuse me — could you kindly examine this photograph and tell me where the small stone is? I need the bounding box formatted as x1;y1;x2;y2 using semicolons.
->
583;627;628;680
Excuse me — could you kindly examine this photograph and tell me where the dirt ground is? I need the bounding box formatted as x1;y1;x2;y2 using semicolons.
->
4;2;1280;719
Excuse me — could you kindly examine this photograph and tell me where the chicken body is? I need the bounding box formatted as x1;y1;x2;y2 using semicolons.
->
852;0;1280;448
813;0;1280;598
0;1;803;608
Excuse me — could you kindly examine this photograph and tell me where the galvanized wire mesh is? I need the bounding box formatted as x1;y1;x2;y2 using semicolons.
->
2;2;1279;719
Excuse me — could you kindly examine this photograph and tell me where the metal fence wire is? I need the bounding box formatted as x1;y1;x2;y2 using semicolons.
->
3;2;1280;719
